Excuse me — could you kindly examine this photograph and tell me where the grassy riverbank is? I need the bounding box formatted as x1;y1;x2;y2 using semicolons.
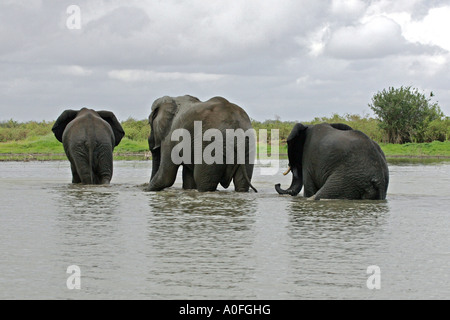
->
1;116;449;161
0;133;149;161
1;132;449;161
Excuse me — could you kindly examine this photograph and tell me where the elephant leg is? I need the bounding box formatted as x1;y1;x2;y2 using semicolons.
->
313;172;360;200
219;164;237;189
146;152;180;191
70;162;81;183
182;165;197;189
97;170;112;185
302;172;318;198
66;151;81;183
232;164;254;192
194;164;223;192
76;162;94;184
96;145;113;184
69;152;93;184
67;143;95;184
147;166;179;191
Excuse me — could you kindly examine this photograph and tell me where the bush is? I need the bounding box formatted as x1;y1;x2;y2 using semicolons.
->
120;118;150;141
306;113;385;142
1;110;447;147
369;86;444;143
251;119;296;144
424;117;450;142
0;120;55;142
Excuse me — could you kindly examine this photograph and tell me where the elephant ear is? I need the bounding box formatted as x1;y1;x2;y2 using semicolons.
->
97;111;125;147
52;110;79;142
287;123;308;168
330;123;353;131
149;96;178;149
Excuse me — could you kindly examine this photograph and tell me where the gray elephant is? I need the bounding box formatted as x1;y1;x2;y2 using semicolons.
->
52;108;125;184
145;95;257;192
275;123;389;200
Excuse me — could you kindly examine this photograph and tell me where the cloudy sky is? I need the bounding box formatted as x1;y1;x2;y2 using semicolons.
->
1;0;450;122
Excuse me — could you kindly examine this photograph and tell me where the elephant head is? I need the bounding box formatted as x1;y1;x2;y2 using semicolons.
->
275;123;308;196
148;97;178;180
148;95;200;179
52;108;124;147
275;122;354;196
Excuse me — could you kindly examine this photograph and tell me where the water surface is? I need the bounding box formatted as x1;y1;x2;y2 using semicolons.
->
0;160;449;299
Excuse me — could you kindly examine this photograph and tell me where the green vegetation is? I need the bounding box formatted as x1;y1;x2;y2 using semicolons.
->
369;86;446;143
120;117;150;141
252;113;385;143
0;119;55;142
380;141;450;157
0;133;150;161
0;117;152;160
1;102;449;161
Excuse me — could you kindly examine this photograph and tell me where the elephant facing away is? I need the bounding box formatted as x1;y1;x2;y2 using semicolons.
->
145;95;257;192
275;123;389;200
52;108;125;184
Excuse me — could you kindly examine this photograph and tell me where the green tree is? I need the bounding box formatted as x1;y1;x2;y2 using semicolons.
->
369;86;443;143
121;117;150;141
424;117;450;142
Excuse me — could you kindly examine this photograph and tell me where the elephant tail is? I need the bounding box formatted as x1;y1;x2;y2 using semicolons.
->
372;177;388;200
222;164;257;192
88;141;95;184
240;164;258;193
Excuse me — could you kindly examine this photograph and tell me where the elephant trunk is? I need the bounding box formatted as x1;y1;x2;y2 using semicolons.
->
150;147;161;181
275;166;303;196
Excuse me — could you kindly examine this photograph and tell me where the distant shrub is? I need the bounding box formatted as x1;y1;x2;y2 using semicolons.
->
424;117;450;142
0;120;54;142
306;113;386;142
120;118;150;141
251;119;296;144
0;111;448;146
369;86;444;143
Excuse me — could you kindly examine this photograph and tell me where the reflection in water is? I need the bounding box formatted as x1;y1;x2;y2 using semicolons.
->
145;190;258;299
54;184;124;295
1;161;449;299
148;189;255;218
288;199;389;237
286;199;390;297
57;184;119;228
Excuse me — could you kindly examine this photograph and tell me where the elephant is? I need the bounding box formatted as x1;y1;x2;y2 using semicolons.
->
275;123;389;200
52;108;125;184
145;95;257;192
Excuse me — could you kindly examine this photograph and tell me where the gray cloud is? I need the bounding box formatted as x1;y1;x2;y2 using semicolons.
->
325;16;406;59
1;0;449;122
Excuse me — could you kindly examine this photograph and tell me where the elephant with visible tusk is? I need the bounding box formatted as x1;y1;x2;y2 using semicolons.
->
145;95;257;192
275;123;389;200
52;108;125;184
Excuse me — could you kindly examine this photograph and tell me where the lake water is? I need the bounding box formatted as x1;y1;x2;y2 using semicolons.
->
0;160;449;300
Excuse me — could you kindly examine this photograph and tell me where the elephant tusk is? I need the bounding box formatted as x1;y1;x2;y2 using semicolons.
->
283;166;291;176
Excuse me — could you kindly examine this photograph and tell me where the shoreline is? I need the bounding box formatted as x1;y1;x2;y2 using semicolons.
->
1;152;450;162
